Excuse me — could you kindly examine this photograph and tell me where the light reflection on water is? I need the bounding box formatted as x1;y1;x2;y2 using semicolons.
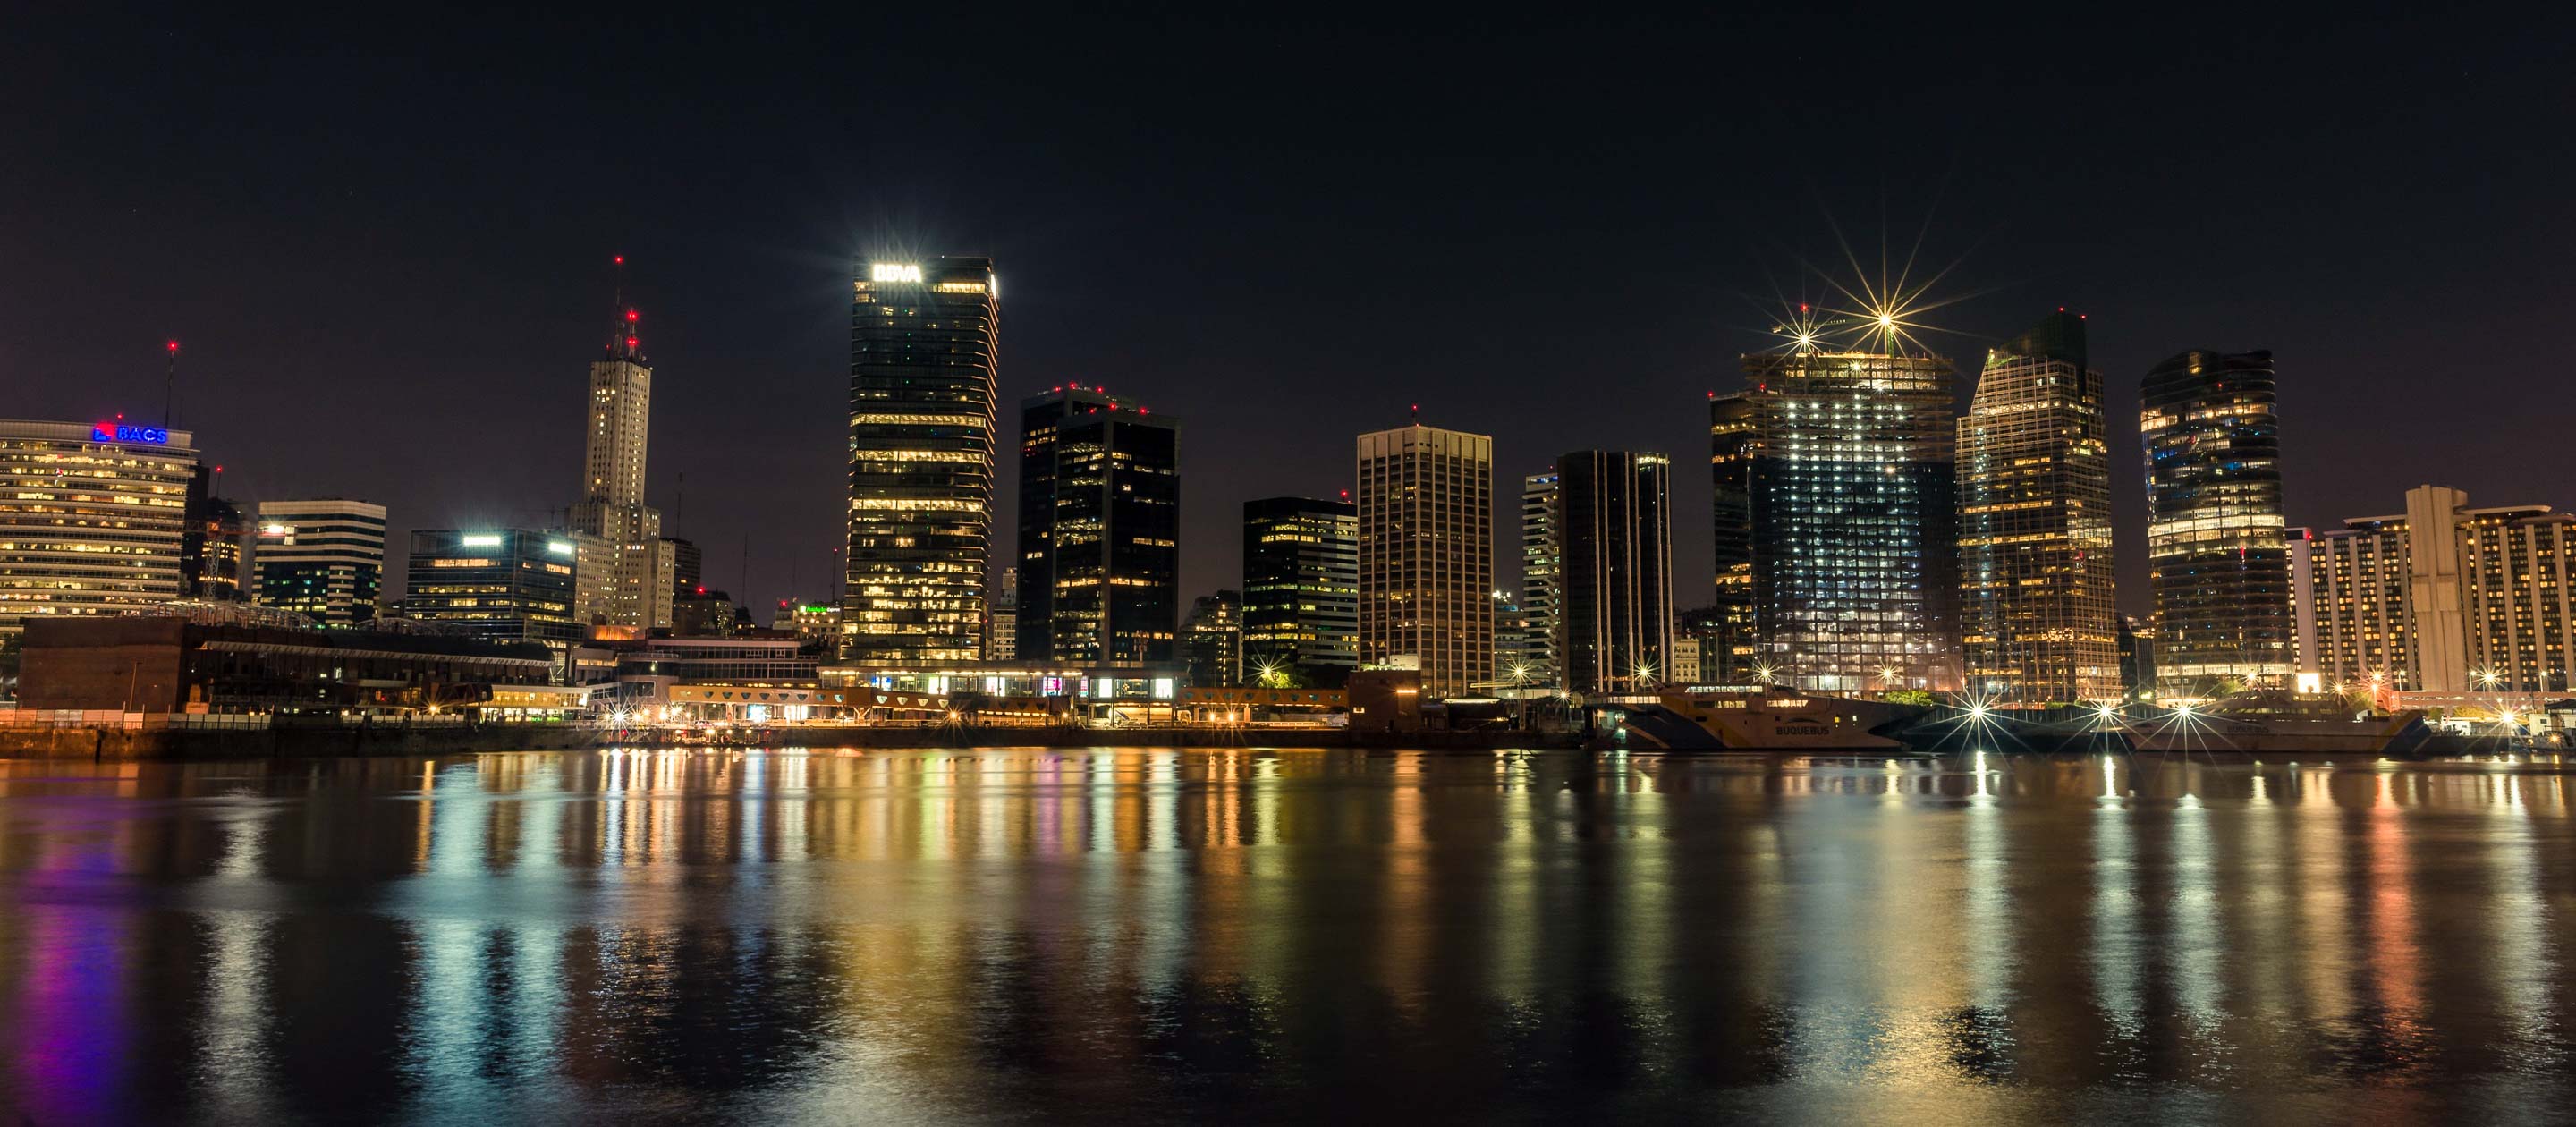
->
1;749;2573;1123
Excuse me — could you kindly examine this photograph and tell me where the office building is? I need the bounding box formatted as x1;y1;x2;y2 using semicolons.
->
1726;348;1961;692
1356;423;1493;698
179;466;246;601
2117;614;2157;701
0;419;198;636
2140;349;2292;688
1706;394;1759;677
985;566;1019;661
1957;311;2119;705
665;537;701;597
844;255;999;663
1519;471;1561;683
251;499;386;627
2294;485;2576;694
1494;596;1545;686
1182;589;1242;687
565;302;673;631
1554;450;1674;695
1014;386;1181;663
402;530;581;651
1241;496;1359;679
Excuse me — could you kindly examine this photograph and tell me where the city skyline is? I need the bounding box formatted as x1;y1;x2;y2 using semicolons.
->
9;16;2567;624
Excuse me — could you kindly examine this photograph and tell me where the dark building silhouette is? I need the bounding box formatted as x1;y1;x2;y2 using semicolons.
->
1554;450;1674;695
1015;386;1180;663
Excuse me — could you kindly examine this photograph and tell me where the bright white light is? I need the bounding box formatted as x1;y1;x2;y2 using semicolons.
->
461;534;502;547
871;263;923;283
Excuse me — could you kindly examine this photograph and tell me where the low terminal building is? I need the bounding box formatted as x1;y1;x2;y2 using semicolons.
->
1179;685;1347;724
13;615;563;716
822;659;1187;724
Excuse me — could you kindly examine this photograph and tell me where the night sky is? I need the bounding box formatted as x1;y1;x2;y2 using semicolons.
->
8;14;2567;617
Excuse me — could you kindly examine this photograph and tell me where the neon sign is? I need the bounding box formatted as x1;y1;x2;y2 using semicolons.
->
870;263;922;283
92;424;169;445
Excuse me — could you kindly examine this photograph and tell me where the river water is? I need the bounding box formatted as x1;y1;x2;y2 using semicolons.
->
1;748;2571;1124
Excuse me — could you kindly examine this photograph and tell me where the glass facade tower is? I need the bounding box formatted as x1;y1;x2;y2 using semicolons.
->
1518;472;1560;684
1554;450;1674;695
844;256;998;663
1014;386;1180;664
1241;496;1359;678
1957;312;2118;704
2140;349;2292;688
1707;394;1758;681
1733;350;1961;692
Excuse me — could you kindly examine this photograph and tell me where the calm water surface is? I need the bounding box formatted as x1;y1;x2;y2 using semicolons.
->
3;748;2573;1125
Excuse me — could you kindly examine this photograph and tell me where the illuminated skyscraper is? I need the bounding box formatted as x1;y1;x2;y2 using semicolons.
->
1554;450;1673;695
1518;471;1560;683
0;419;198;636
1356;422;1493;697
565;296;672;631
1733;349;1961;691
844;256;998;663
2140;349;2292;688
1242;496;1358;678
402;530;580;651
252;499;386;625
1957;311;2118;704
2292;484;2576;694
1014;386;1179;663
179;465;246;601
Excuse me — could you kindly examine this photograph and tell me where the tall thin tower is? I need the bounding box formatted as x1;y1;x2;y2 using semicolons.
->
567;257;674;631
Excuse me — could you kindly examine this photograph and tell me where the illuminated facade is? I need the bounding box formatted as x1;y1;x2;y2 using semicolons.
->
1957;312;2118;704
1518;472;1560;683
2140;349;2292;686
844;256;998;663
1705;393;1758;679
1730;352;1961;691
2293;485;2576;694
1013;386;1180;664
1356;423;1493;698
1241;496;1358;676
252;498;386;626
0;419;199;637
565;305;672;631
401;529;581;652
1554;450;1674;695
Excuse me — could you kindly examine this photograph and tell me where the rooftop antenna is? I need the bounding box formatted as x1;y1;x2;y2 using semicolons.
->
163;339;180;428
610;255;641;362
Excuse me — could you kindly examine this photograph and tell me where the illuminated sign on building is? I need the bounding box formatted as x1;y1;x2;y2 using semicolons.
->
870;263;923;284
546;540;573;557
461;534;504;547
91;424;170;445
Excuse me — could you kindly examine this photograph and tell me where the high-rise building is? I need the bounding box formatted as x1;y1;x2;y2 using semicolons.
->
1014;386;1181;663
564;300;671;631
402;530;580;651
844;256;998;663
1494;595;1545;686
2140;349;2292;689
252;499;386;626
1241;496;1359;680
665;537;701;598
2293;484;2576;694
1519;471;1561;683
1728;348;1961;692
2117;614;2157;702
179;466;246;601
1554;450;1674;695
1356;423;1493;698
0;419;198;636
985;566;1019;661
1707;394;1758;678
1182;589;1242;687
1957;311;2119;705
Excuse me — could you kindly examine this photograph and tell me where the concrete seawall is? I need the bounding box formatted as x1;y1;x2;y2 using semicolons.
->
0;724;1583;760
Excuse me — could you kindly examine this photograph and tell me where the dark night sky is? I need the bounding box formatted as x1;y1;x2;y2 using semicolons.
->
6;13;2570;617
